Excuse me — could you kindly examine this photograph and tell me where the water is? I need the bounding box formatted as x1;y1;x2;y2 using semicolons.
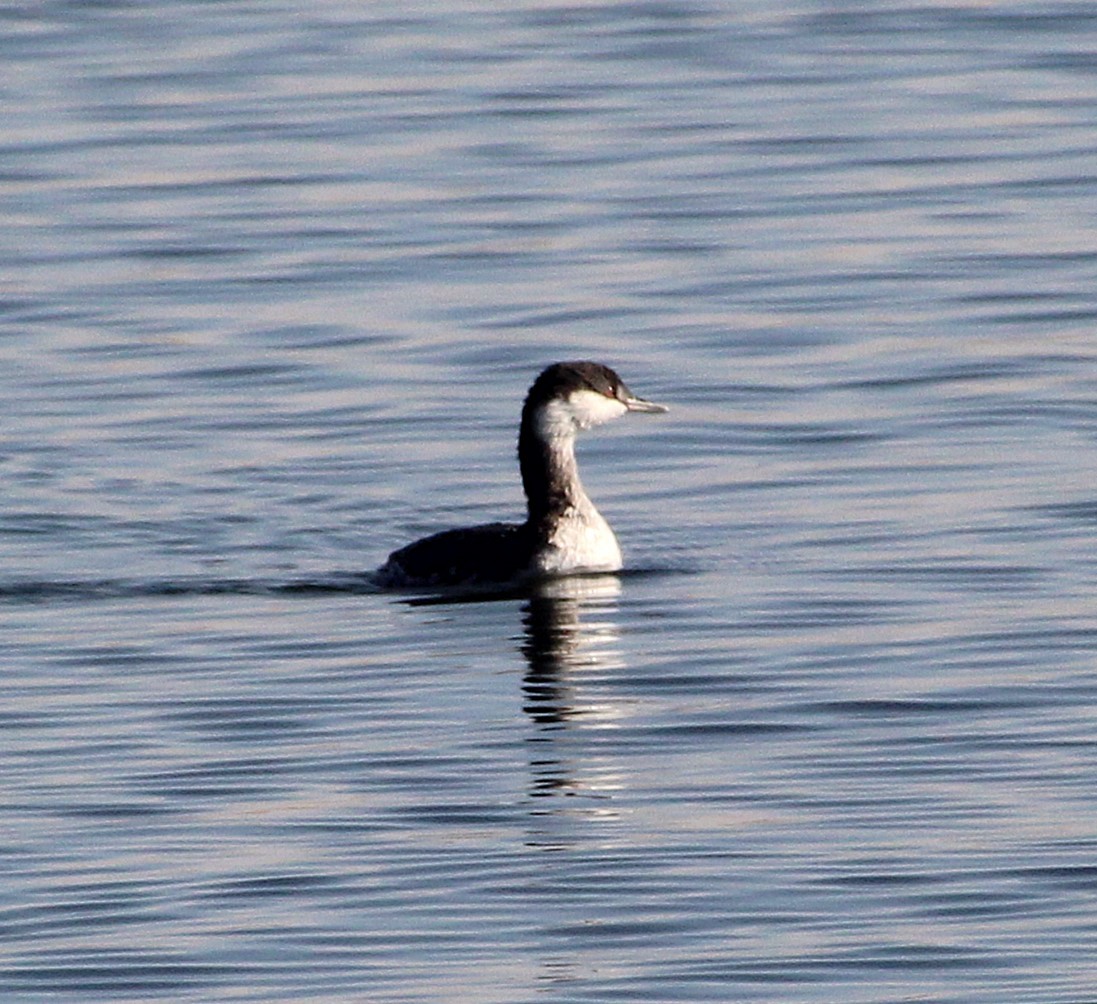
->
3;2;1097;1001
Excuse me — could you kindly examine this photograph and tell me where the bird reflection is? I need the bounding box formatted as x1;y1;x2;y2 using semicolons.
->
520;573;622;723
519;574;625;809
400;573;629;827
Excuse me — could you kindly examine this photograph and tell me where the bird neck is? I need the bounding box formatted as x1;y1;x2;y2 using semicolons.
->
518;406;590;524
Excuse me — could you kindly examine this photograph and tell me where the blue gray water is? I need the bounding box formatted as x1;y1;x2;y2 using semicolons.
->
4;2;1097;1001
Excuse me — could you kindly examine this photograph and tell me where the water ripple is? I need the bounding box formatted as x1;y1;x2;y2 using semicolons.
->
3;2;1097;1002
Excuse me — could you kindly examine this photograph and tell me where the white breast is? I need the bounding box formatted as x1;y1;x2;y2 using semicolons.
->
534;500;623;575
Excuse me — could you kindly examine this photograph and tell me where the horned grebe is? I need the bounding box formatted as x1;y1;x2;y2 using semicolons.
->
376;361;666;587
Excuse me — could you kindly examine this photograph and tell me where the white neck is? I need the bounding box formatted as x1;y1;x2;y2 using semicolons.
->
525;393;624;574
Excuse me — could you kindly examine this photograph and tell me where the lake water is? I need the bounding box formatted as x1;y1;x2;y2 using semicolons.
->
3;2;1097;1001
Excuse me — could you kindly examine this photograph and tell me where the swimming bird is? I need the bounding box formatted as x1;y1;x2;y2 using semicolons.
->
376;361;666;587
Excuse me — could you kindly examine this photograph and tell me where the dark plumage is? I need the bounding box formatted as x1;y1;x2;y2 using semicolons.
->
377;522;533;588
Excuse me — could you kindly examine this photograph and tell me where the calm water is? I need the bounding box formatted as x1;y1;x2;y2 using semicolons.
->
4;2;1097;1001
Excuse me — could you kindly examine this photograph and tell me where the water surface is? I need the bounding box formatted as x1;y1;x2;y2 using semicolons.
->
3;2;1097;1001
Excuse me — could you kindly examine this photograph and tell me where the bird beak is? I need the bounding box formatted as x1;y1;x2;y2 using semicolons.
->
614;377;668;414
623;394;668;414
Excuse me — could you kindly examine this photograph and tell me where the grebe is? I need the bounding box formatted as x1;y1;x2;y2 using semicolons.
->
376;361;667;587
